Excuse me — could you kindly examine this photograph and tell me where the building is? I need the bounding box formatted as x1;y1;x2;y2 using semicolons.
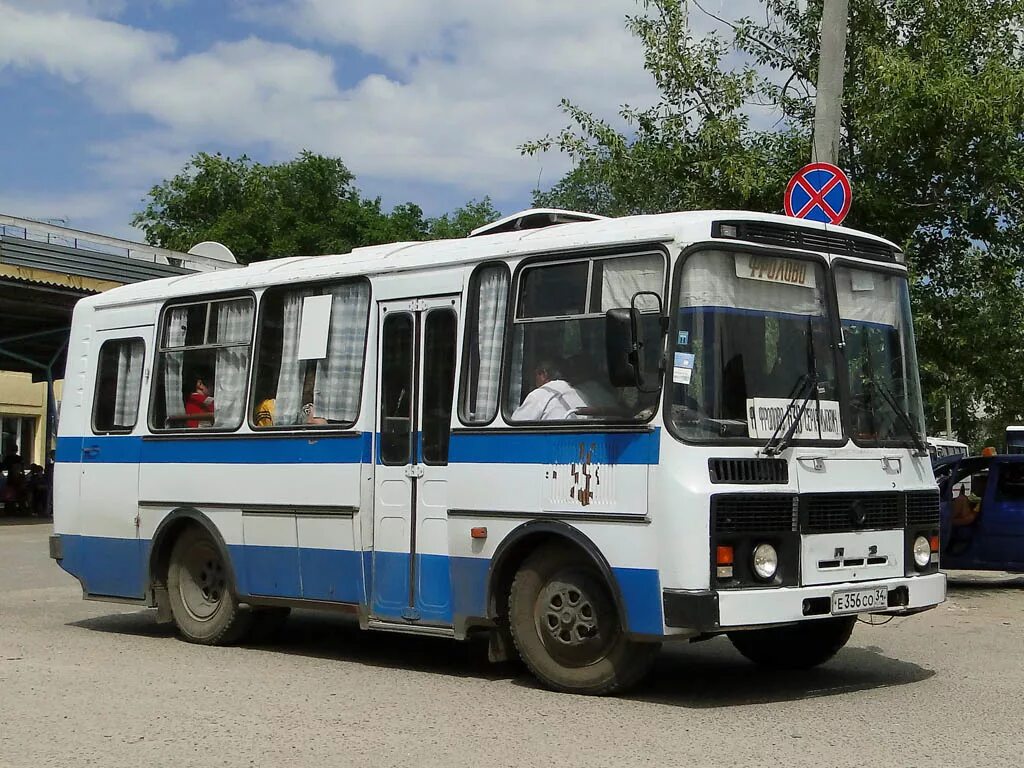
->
0;214;236;467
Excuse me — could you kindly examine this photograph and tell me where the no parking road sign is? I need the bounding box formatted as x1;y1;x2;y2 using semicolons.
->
784;162;851;225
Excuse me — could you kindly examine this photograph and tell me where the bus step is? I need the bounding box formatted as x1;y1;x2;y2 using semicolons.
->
366;620;456;638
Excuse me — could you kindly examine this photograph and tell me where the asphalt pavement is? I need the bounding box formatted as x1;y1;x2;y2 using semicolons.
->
1;519;1022;768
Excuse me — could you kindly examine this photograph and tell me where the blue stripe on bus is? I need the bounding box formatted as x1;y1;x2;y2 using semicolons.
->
56;429;661;466
56;434;374;464
54;535;664;634
447;429;660;465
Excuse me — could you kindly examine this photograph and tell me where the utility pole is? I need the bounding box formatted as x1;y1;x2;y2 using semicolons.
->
945;394;953;439
811;0;849;165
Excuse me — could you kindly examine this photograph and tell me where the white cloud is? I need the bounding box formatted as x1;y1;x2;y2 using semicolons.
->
2;0;783;228
0;3;174;83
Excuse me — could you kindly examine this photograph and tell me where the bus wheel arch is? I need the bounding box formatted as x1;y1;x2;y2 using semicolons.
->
148;509;248;641
486;522;658;693
149;508;237;596
485;522;627;632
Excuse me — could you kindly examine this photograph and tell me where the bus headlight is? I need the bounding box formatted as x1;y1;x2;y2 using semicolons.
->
752;543;779;580
912;535;931;569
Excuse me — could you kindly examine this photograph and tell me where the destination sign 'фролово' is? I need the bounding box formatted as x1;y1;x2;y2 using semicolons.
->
735;254;816;289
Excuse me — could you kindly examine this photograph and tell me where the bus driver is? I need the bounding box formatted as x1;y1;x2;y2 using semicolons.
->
512;361;587;421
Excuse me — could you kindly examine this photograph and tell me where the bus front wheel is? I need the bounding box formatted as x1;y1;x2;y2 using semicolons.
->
727;616;856;669
167;526;252;645
508;544;659;695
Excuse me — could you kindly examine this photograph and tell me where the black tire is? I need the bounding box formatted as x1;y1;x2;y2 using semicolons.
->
508;544;659;695
248;607;291;644
727;616;856;670
167;526;251;645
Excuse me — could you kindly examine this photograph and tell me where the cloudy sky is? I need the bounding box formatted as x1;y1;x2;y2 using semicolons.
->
0;0;745;241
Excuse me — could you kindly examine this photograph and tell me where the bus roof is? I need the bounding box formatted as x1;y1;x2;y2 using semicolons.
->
91;209;902;310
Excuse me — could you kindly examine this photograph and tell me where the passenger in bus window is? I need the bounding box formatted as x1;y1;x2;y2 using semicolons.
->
511;361;587;421
185;371;215;428
254;396;275;427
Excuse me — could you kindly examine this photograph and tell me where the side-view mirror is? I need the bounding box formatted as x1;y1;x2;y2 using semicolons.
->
605;291;665;392
605;307;638;387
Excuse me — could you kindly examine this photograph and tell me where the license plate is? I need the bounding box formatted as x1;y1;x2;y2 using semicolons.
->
831;587;888;615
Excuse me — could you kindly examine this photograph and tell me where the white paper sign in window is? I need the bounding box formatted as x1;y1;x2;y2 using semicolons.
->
745;397;842;441
297;294;333;361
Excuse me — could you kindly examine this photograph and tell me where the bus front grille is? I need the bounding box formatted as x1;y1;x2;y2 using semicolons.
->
713;494;798;533
708;458;789;485
802;492;902;532
905;489;940;527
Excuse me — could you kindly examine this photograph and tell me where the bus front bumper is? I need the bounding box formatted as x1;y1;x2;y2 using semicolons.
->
663;572;946;632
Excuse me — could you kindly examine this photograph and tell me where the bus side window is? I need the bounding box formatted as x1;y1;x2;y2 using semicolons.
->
460;263;509;425
93;338;146;433
250;280;370;429
151;298;254;431
504;252;664;423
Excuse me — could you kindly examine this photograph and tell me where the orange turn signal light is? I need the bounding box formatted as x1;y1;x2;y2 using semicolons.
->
929;534;940;552
470;527;488;540
716;545;734;566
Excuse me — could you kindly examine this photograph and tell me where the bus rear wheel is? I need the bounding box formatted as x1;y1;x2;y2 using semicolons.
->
167;526;251;645
508;544;659;695
727;616;856;669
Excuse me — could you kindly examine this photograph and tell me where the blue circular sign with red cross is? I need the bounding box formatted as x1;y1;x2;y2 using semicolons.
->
784;162;852;224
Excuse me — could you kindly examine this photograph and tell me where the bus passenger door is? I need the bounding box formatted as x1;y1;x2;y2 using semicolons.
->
372;296;460;625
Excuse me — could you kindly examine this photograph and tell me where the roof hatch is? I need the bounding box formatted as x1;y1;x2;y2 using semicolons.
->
468;208;608;238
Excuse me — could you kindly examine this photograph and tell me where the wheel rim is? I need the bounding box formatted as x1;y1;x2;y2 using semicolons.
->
534;568;618;668
177;540;227;622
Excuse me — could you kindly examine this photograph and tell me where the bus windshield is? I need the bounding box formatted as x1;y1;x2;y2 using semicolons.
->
669;250;839;442
834;266;925;446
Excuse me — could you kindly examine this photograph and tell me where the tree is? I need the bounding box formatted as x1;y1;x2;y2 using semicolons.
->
525;0;1024;446
425;198;501;239
133;152;500;263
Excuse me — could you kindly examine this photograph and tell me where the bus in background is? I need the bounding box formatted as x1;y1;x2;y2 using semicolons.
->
927;436;969;462
49;209;946;696
1006;426;1024;454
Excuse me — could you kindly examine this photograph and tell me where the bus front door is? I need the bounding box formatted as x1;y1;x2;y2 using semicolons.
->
372;296;460;626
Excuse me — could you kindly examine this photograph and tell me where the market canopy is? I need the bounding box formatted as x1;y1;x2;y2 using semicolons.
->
0;214;234;382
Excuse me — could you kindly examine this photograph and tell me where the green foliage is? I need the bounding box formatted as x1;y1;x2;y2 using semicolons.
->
526;0;1024;446
132;152;500;263
425;198;501;240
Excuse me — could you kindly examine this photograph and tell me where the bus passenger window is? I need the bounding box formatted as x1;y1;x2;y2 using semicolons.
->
151;297;254;431
251;280;370;429
461;263;509;424
505;252;664;423
380;313;414;465
93;338;146;433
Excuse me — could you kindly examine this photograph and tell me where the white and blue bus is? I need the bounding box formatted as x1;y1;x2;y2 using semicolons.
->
51;209;945;695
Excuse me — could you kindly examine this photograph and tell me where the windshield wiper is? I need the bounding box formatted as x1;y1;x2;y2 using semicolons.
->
762;316;821;456
870;377;929;456
761;373;816;456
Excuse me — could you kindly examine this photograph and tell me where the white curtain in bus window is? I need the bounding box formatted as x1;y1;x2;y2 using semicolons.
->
213;300;254;428
834;268;899;328
680;250;822;315
312;281;370;422
274;288;318;425
163;306;189;421
113;340;145;428
597;253;664;311
470;265;509;422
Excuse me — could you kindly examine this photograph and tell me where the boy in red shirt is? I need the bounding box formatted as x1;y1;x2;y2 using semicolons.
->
184;373;214;428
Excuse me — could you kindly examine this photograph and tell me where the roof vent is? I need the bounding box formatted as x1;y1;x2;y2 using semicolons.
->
468;208;608;238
